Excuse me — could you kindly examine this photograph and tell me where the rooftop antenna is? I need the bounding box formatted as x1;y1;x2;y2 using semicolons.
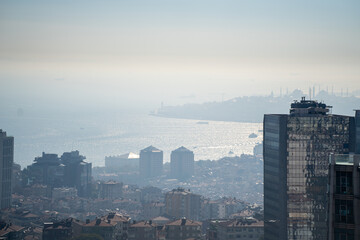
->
309;87;311;100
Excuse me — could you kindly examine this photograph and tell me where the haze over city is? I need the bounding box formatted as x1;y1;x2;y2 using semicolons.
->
1;1;360;240
1;0;360;114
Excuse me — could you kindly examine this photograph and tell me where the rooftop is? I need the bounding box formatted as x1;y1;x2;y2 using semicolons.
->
332;154;359;166
119;152;140;159
166;218;201;226
131;221;156;228
212;219;264;228
172;146;193;153
290;97;331;116
141;145;162;153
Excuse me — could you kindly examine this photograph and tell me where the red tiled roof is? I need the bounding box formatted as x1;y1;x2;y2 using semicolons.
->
131;221;156;228
166;219;201;226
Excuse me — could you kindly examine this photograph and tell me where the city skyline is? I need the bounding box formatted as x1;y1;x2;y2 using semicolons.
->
1;1;360;238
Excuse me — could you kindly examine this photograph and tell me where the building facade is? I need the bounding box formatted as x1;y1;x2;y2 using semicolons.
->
25;152;64;187
99;181;123;200
0;129;14;209
165;188;201;221
105;152;139;173
264;98;356;240
170;146;194;180
128;221;157;240
164;218;202;240
73;212;129;240
42;218;73;240
207;218;264;240
24;150;91;197
61;150;92;197
139;146;163;178
328;154;360;240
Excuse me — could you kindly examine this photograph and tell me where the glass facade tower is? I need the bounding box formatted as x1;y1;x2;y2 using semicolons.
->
328;154;360;240
264;98;356;240
0;129;14;209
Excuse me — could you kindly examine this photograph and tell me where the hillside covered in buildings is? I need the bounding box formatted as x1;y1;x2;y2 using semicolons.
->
154;90;360;122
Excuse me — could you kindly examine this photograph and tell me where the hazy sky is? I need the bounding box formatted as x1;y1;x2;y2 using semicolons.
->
1;0;359;113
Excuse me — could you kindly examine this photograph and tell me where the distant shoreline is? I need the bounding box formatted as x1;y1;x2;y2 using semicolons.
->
149;112;262;124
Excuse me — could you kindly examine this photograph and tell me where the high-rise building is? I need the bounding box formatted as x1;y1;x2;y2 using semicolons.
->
61;150;92;197
263;98;356;240
139;146;163;178
25;150;91;197
355;110;360;154
170;146;194;180
0;129;14;209
328;154;360;240
26;152;64;187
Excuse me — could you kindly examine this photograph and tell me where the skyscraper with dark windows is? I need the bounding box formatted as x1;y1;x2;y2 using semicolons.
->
328;153;360;240
0;129;14;209
61;150;92;197
139;146;163;178
24;150;91;197
263;98;356;240
170;146;194;180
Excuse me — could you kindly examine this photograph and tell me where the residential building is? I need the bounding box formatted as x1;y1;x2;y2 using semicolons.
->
128;221;157;240
165;188;201;221
139;146;163;178
0;129;14;209
201;198;245;220
24;152;64;187
328;154;360;240
42;218;73;240
105;152;139;172
170;146;194;180
143;202;165;220
207;218;264;240
73;212;130;240
52;187;78;200
99;181;123;200
24;150;91;197
140;186;164;203
61;150;92;197
164;218;202;240
151;216;170;226
0;221;24;240
263;98;356;240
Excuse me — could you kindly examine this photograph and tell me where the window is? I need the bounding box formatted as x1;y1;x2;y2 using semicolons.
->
334;228;354;240
335;199;354;224
336;171;353;194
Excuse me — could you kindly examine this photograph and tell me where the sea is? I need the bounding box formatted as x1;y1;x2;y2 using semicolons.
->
0;113;262;168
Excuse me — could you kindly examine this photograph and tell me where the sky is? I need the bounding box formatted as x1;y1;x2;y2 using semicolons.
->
1;0;360;114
